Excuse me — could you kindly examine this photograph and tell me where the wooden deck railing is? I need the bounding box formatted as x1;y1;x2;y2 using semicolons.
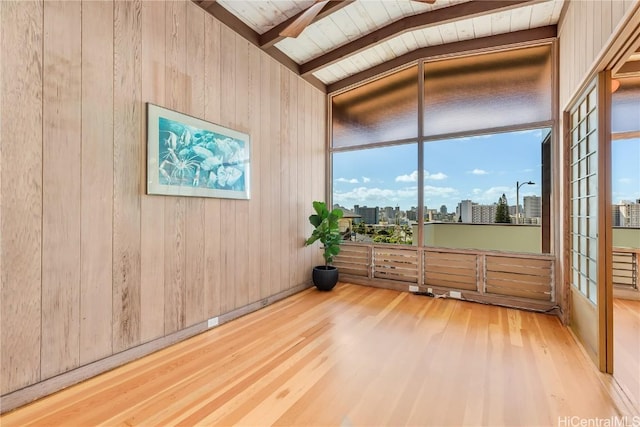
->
333;243;555;310
613;247;639;290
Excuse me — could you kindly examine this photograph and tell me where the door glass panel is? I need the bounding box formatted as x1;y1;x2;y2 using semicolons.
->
570;83;599;304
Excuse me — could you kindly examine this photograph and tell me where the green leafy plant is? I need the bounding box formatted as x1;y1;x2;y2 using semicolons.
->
305;201;344;267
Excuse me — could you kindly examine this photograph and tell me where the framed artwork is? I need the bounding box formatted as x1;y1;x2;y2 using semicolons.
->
146;103;250;199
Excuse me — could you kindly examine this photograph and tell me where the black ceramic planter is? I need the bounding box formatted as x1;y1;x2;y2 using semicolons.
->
312;266;339;291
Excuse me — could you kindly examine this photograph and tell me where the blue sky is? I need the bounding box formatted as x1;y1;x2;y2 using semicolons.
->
333;130;640;212
612;137;640;204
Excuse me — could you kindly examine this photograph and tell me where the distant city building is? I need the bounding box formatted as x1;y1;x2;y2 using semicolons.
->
472;204;498;224
353;205;379;224
612;205;622;227
619;199;640;227
457;200;475;223
440;205;447;215
406;207;417;221
382;206;400;222
523;196;542;220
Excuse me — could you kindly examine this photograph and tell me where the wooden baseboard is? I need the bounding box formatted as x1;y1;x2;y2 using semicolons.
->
0;281;313;414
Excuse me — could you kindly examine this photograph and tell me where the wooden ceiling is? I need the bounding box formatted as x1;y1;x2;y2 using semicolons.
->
193;0;564;93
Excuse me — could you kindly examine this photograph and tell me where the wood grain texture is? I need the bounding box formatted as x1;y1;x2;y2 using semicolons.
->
558;0;636;109
279;65;291;294
1;0;327;400
203;14;222;319
218;25;237;314
0;284;624;426
163;0;188;334
259;52;273;300
613;298;640;412
113;0;142;352
233;35;250;308
247;43;262;305
41;0;82;379
185;1;206;327
140;0;166;343
0;0;43;395
80;0;114;365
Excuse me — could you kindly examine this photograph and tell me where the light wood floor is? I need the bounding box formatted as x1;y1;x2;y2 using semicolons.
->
1;283;623;426
614;298;640;412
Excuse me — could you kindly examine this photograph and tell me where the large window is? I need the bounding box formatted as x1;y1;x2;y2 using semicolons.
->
330;44;554;252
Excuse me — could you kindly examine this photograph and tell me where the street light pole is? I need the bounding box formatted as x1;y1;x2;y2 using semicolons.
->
516;180;535;224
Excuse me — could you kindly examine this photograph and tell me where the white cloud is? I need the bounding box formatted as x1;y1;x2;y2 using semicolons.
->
424;185;458;197
472;188;482;195
362;176;371;183
428;172;448;180
619;178;632;184
395;170;448;182
335;177;359;184
334;186;417;207
470;169;489;175
396;171;419;183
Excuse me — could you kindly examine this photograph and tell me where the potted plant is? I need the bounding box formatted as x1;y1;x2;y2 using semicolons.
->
305;201;344;291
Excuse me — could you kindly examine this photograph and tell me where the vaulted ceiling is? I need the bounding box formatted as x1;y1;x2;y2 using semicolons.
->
193;0;565;93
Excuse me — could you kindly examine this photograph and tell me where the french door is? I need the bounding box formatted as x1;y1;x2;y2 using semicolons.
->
568;73;612;371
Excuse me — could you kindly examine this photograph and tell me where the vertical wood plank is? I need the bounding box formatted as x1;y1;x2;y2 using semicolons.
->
113;0;142;352
41;0;82;379
289;74;300;288
0;0;43;394
140;0;166;343
185;1;206;326
219;26;236;314
279;66;291;293
234;36;250;308
259;53;272;299
247;44;262;303
303;83;314;278
164;0;187;334
269;61;282;297
203;14;222;319
80;0;114;365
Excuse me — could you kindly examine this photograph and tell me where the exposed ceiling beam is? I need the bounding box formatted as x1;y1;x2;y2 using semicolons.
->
616;60;640;77
301;0;539;76
260;0;355;49
327;25;557;93
193;1;327;92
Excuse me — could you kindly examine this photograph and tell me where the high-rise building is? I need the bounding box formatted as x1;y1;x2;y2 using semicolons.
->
619;199;640;227
353;205;379;225
406;207;417;221
440;205;447;215
612;205;622;227
382;206;399;222
457;200;475;223
524;196;542;220
472;204;498;223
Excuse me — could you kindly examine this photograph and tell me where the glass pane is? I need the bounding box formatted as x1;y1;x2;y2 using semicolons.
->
332;66;418;148
421;129;545;253
612;76;640;134
572;268;580;290
587;89;597;113
332;143;418;244
423;45;552;137
587;111;598;133
588;279;597;304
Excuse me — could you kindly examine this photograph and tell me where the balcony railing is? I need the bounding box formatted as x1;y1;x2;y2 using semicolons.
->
334;243;555;311
613;247;639;291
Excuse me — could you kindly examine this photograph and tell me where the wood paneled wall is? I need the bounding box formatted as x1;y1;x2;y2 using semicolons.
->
0;0;325;397
558;0;637;109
